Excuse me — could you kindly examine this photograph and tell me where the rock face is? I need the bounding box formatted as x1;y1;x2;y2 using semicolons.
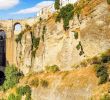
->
16;0;110;73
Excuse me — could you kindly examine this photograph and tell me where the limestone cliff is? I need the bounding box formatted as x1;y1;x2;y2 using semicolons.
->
1;0;110;100
15;0;110;74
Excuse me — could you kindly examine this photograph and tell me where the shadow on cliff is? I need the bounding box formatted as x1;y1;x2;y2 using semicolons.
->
0;71;5;85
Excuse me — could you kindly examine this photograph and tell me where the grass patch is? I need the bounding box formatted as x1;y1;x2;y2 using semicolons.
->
0;65;23;91
40;79;48;88
30;78;39;87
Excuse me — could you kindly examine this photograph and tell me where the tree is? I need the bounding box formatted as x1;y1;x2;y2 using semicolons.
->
54;0;60;10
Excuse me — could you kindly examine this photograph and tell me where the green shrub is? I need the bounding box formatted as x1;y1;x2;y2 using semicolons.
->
56;4;74;30
91;56;101;64
101;93;110;100
107;0;110;4
101;53;110;63
54;0;60;10
32;36;40;49
100;49;110;62
0;65;23;91
16;85;31;96
16;85;31;100
99;73;108;84
74;31;78;39
8;94;16;100
76;41;84;56
45;65;60;73
94;64;108;84
76;42;81;50
40;79;48;88
15;95;22;100
8;94;22;100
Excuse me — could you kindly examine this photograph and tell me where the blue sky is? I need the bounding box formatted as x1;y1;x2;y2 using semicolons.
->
0;0;54;20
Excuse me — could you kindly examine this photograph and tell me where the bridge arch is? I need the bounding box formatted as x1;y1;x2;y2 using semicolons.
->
13;22;22;34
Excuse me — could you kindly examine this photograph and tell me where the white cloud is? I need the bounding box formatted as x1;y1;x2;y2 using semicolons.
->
13;1;54;14
0;0;19;10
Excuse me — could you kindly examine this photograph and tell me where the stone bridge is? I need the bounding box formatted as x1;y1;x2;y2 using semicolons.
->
0;0;75;67
0;17;41;66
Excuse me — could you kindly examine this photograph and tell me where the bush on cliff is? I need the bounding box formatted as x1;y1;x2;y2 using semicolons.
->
0;65;23;91
56;4;74;30
94;64;108;84
45;65;60;73
101;50;110;63
16;85;31;100
101;93;110;100
107;0;110;4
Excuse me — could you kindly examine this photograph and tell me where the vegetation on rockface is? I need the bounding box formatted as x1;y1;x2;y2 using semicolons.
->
30;78;49;88
73;49;110;85
16;85;31;100
30;78;39;87
94;64;108;84
55;1;85;30
54;0;60;10
8;93;18;100
101;52;110;63
107;0;110;4
45;65;60;73
15;24;31;44
73;31;78;39
101;93;110;100
76;41;84;56
74;4;82;21
42;25;46;42
25;24;32;31
30;31;40;58
15;32;24;44
0;65;23;91
7;85;31;100
56;4;74;30
92;50;110;85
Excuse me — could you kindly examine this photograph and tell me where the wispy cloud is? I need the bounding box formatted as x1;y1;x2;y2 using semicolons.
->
12;1;54;14
0;0;19;10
